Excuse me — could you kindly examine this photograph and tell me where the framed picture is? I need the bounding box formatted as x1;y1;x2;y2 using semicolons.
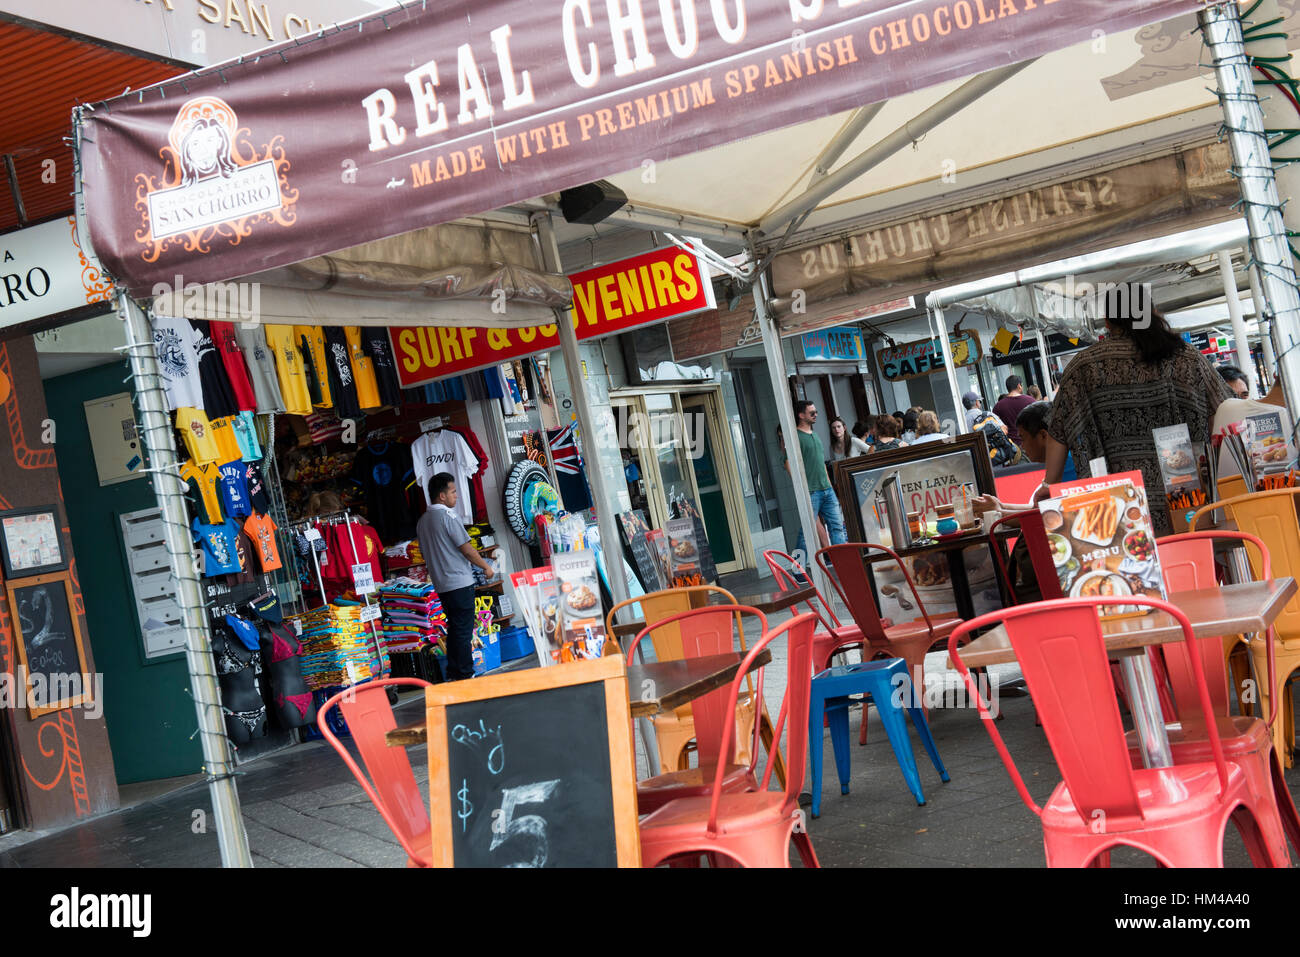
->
831;433;996;542
0;505;66;578
6;572;92;718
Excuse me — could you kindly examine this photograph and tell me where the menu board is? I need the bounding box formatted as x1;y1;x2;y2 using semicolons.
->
670;497;717;584
645;529;671;586
664;517;704;587
549;551;607;661
1243;410;1294;477
1152;424;1199;493
508;567;560;667
1039;473;1166;620
617;510;662;592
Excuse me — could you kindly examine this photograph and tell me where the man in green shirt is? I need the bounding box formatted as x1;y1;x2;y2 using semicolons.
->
792;399;847;556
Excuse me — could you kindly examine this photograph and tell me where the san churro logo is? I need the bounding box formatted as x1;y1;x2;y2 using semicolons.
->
134;96;297;262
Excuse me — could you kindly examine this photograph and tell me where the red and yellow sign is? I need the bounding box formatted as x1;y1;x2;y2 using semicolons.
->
390;246;716;388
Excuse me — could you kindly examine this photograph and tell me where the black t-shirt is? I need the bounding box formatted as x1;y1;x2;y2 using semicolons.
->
322;326;361;420
349;442;414;542
360;328;404;408
190;319;239;418
244;462;270;514
298;331;324;407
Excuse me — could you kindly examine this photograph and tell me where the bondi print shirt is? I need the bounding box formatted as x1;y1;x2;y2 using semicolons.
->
192;517;242;577
411;429;478;524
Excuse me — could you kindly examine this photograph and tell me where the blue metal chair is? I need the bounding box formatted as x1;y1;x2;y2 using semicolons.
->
808;659;949;816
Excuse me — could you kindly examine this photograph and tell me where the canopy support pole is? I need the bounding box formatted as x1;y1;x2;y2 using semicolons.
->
117;292;252;869
932;305;967;435
532;212;630;610
1218;250;1256;395
1035;328;1055;401
1202;3;1300;431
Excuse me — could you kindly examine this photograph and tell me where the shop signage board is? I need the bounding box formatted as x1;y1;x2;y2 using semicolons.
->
77;0;1204;297
0;217;113;337
876;331;982;381
389;246;715;388
425;656;640;867
801;326;866;362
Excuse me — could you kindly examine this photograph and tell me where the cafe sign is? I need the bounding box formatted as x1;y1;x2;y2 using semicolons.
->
391;246;715;388
801;326;865;362
876;331;982;381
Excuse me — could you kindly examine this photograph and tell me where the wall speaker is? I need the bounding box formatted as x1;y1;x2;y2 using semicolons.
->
559;180;628;225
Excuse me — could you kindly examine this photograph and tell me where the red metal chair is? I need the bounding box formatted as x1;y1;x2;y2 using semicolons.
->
1142;531;1300;861
637;612;821;868
626;605;770;816
318;678;433;868
949;597;1289;867
817;543;962;727
763;548;864;673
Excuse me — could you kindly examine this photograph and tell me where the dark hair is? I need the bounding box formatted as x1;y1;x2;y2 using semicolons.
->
902;409;918;431
794;399;815;418
1006;374;1022;392
828;416;849;455
852;416;875;439
875;415;900;439
428;472;456;500
1217;364;1247;385
962;394;979;410
891;410;904;420
1017;400;1052;437
1103;283;1185;365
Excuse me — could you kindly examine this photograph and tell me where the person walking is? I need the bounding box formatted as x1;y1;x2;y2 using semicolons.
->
992;375;1035;444
417;472;497;680
962;392;1003;433
791;399;847;557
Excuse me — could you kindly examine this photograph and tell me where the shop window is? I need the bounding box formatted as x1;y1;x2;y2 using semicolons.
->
621;326;714;384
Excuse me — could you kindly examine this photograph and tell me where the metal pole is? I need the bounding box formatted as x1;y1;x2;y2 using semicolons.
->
1218;250;1256;395
118;292;252;868
1202;3;1300;436
532;212;630;609
1035;328;1055;401
1252;264;1277;387
932;305;967;434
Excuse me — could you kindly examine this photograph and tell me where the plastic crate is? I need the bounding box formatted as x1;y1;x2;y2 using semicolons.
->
471;631;501;676
300;686;351;741
497;625;535;663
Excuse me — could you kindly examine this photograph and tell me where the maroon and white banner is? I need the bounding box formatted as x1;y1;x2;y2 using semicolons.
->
77;0;1203;296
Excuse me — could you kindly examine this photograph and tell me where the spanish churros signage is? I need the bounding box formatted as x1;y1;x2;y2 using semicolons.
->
390;246;716;387
78;0;1203;296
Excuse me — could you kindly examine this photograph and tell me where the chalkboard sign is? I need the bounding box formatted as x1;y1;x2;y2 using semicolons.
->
671;497;717;584
6;572;92;718
618;510;661;592
426;656;640;867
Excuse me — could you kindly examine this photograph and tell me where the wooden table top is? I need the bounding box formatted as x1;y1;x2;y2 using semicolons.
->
385;649;772;746
609;585;815;639
949;578;1297;670
862;527;1016;562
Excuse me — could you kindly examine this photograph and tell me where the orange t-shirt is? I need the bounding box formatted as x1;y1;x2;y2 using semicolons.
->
243;512;282;572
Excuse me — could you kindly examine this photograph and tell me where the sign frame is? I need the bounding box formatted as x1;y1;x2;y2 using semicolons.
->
6;571;93;719
425;655;640;867
876;330;983;382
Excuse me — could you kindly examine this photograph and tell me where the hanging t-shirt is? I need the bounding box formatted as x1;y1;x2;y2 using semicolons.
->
447;426;489;522
345;327;382;411
233;325;285;413
349;442;414;542
192;517;241;577
243;512;282;572
360;328;404;408
217;460;252;518
263;325;312;415
295;325;333;408
151;314;203;411
411;429;478;523
232;411;263;462
176;408;222;464
209;416;243;465
210;321;258;412
322;325;361;420
547;421;594;512
244;462;270;514
179;460;223;524
190;319;240;419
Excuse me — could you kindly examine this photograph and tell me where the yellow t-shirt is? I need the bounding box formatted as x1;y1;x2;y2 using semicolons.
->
179;460;223;523
294;324;333;409
345;326;382;411
209;416;243;464
176;408;221;464
264;325;313;416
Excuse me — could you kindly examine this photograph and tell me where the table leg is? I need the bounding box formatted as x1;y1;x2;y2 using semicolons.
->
945;547;976;621
1118;650;1173;768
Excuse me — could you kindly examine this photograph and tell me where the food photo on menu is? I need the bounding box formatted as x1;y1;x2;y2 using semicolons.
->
1039;472;1166;619
664;517;703;587
549;550;606;662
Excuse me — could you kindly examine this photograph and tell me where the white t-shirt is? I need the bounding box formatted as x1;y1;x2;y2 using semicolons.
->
412;430;477;524
234;326;286;414
151;314;203;411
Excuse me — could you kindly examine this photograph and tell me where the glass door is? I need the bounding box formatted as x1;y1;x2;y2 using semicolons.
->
680;391;749;573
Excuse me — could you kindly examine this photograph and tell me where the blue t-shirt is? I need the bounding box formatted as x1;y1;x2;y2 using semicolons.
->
217;460;252;518
1062;452;1078;482
193;518;242;576
232;411;263;462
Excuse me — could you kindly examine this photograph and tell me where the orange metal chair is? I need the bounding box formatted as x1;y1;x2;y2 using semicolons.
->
606;585;783;785
626;605;770;816
950;597;1288;868
1139;531;1300;862
318;678;433;868
763;548;864;673
1194;487;1300;767
637;612;821;868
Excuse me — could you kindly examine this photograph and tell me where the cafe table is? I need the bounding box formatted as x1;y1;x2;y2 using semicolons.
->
385;649;773;747
607;585;816;641
861;528;1017;621
947;578;1297;767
